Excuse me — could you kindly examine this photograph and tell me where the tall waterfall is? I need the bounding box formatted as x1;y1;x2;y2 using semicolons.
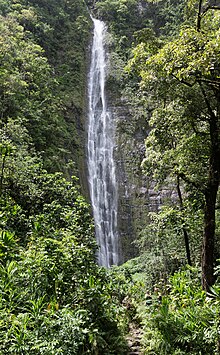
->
87;18;119;267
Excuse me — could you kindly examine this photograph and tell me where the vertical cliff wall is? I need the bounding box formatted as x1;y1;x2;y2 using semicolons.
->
107;94;149;262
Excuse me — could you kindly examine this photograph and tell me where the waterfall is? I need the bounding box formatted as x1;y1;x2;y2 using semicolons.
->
87;18;119;267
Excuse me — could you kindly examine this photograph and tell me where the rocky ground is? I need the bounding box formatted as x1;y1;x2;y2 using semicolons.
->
127;322;143;355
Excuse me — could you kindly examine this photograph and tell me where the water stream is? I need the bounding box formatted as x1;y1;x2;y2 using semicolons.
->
87;18;119;267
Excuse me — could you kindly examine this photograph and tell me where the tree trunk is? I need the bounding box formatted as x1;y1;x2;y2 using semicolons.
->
202;187;218;290
0;152;7;196
197;0;203;31
176;175;192;266
201;108;220;290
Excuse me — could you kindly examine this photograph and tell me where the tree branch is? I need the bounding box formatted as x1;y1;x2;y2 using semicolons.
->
202;5;220;17
198;80;217;120
171;74;195;87
197;0;220;31
178;171;205;193
198;77;220;87
176;175;192;265
197;0;203;31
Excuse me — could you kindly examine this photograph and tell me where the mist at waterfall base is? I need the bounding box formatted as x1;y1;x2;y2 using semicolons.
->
87;18;119;268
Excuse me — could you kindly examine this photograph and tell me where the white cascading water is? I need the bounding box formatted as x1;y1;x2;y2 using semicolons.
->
87;18;119;267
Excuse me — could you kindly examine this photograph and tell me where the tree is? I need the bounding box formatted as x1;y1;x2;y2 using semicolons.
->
128;0;220;290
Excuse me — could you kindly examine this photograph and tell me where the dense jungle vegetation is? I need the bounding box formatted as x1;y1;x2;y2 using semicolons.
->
0;0;220;353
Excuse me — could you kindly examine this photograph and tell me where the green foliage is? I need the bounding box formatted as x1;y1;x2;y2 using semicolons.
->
0;246;128;353
93;0;185;46
0;73;128;355
0;1;134;352
140;267;220;354
0;0;92;176
0;13;69;171
0;230;19;266
126;1;220;289
95;0;142;39
0;158;129;353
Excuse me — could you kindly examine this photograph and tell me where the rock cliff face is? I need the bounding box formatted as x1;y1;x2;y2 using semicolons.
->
106;88;177;264
103;60;148;261
110;100;149;263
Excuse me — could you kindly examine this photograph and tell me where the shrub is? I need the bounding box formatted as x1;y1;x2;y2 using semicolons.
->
141;266;220;354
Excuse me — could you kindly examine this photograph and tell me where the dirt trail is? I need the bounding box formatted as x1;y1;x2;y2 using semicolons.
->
126;322;143;355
